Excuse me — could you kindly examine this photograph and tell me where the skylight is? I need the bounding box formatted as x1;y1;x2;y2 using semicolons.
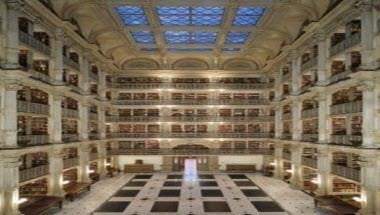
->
157;6;225;26
225;32;250;44
233;6;266;26
131;31;156;44
168;48;213;52
115;5;148;26
164;31;218;44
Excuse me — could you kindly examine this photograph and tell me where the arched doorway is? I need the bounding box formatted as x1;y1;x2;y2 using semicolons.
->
171;144;210;172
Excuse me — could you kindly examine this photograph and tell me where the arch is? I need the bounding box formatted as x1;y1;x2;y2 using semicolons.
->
222;58;259;71
172;58;209;70
122;58;160;70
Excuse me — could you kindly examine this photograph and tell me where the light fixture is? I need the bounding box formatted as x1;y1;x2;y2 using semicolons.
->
269;162;275;166
352;196;363;202
62;180;70;185
89;169;95;173
105;163;111;166
285;169;293;173
18;198;28;204
310;178;319;184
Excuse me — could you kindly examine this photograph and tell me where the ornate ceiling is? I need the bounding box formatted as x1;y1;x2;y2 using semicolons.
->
48;0;332;71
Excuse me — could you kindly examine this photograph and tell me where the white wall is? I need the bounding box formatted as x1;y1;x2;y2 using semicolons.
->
118;155;163;170
218;155;264;170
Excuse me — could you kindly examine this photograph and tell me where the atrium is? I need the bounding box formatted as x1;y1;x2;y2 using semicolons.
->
0;0;380;214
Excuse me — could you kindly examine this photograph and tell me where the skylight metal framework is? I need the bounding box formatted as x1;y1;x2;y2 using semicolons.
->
113;1;268;55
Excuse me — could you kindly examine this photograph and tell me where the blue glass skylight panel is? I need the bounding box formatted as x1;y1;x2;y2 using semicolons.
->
233;6;266;26
157;6;224;26
141;48;159;52
115;6;148;26
131;31;155;44
164;31;217;44
225;32;250;44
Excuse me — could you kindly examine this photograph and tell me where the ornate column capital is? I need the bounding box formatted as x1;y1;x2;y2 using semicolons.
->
55;28;65;41
359;80;375;92
4;80;22;91
6;0;25;11
2;154;20;168
358;0;373;12
313;30;327;43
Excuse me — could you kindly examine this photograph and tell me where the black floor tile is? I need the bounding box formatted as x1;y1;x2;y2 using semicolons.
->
198;174;215;179
234;180;256;187
229;174;248;179
201;189;224;197
95;201;130;212
203;201;231;212
159;189;181;197
133;174;152;179
167;174;183;179
251;201;285;212
125;181;147;187
151;201;179;212
114;190;140;197
163;181;182;187
199;181;218;187
241;189;267;197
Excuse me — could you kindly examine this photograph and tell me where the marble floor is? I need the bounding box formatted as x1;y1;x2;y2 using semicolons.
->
55;172;328;215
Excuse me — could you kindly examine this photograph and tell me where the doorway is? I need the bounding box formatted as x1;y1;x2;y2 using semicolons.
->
184;159;198;181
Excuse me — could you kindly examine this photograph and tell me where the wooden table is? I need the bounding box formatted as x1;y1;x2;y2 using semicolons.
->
64;182;91;201
124;164;154;173
19;196;63;215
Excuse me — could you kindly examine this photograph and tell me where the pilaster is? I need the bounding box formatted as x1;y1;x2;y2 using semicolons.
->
273;144;284;179
1;81;22;148
78;145;91;183
1;155;20;215
47;148;65;197
48;95;62;143
3;0;21;68
315;148;332;196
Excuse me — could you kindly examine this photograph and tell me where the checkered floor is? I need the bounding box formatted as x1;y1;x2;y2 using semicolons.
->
93;173;288;215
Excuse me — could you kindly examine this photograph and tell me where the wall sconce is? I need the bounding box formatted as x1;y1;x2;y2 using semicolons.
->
89;169;95;173
62;180;70;185
18;198;28;204
285;169;293;173
269;162;275;166
310;178;320;184
352;196;363;202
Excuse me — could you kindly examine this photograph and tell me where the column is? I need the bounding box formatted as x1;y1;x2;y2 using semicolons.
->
289;145;303;188
48;148;65;197
274;68;283;100
79;53;90;94
78;145;91;183
274;107;283;138
78;102;89;141
360;0;375;69
273;144;284;179
314;31;328;86
315;148;332;196
110;141;120;171
318;92;330;143
1;81;22;148
290;51;302;94
1;155;20;215
97;143;107;177
3;1;21;68
48;95;62;143
97;68;107;100
98;107;106;139
50;29;64;83
291;100;302;141
359;155;380;215
361;81;376;147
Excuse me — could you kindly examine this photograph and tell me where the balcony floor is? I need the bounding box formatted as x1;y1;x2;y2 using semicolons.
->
56;173;328;215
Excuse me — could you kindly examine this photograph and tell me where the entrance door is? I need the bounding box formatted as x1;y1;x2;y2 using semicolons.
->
184;159;197;181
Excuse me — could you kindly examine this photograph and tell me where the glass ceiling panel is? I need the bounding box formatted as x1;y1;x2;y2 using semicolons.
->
225;32;250;44
233;6;266;26
165;31;217;44
157;6;225;26
131;31;156;44
115;6;148;26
